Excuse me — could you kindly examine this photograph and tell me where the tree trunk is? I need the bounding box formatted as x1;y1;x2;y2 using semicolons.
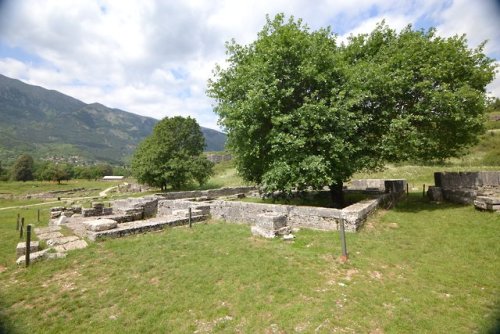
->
329;181;345;209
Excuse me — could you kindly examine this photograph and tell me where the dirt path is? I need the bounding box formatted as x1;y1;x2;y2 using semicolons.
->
0;185;120;211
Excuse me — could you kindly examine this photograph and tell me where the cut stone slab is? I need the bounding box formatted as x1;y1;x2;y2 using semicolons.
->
172;209;203;218
16;241;40;256
46;236;80;247
256;213;287;230
474;196;500;211
62;211;74;217
46;252;67;260
50;206;65;212
54;240;88;252
251;225;276;239
37;231;64;240
84;218;117;232
50;211;62;219
283;234;295;241
34;226;61;234
55;215;68;225
16;249;49;265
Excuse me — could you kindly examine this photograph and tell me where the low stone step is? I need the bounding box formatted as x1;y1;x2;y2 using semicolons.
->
16;241;40;256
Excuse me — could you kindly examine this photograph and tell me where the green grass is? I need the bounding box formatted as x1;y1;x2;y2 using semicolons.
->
0;195;498;333
0;179;126;197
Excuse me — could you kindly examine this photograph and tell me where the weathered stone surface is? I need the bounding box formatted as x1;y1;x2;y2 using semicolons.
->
251;225;276;238
54;240;88;252
87;215;207;241
427;186;443;202
37;231;64;240
16;249;49;265
283;234;295;240
155;186;257;200
92;202;104;209
46;252;67;260
112;197;159;218
55;215;68;225
50;211;62;219
84;218;117;231
46;236;80;246
102;207;113;215
256;213;287;230
157;199;211;217
62;210;74;217
82;208;98;217
16;241;40;256
50;206;65;212
474;196;500;211
71;205;82;214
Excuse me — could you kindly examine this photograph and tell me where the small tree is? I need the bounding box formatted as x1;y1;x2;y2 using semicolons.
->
131;116;213;190
208;14;496;207
11;154;35;182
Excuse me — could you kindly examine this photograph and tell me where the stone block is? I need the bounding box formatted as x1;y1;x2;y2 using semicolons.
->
54;240;88;252
256;213;287;230
427;186;443;202
84;218;118;232
82;208;97;217
50;211;62;219
92;202;104;209
102;207;113;215
71;205;82;214
16;241;40;256
55;215;68;225
251;225;276;238
16;249;49;265
62;210;74;217
50;206;65;212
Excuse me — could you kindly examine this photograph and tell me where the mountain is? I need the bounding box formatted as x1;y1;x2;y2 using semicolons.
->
0;74;226;164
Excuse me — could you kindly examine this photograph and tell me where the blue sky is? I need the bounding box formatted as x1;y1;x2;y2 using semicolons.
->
0;0;499;130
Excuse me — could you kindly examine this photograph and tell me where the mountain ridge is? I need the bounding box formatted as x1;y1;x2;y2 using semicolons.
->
0;74;226;164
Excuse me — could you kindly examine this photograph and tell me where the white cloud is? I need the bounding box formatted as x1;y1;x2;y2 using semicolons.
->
0;0;498;131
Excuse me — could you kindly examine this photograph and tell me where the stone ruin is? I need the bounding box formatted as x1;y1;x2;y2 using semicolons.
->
18;182;408;264
427;171;500;212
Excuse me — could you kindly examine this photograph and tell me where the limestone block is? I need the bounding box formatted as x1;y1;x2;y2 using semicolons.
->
256;213;287;230
46;236;80;246
16;241;40;256
62;210;74;217
71;205;82;214
102;207;113;215
427;186;443;202
16;249;49;265
251;225;276;238
84;218;118;231
46;252;67;260
54;240;88;252
50;206;65;212
82;208;97;217
50;211;62;219
55;215;68;225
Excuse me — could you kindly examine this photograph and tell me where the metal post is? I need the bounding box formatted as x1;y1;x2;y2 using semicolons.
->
20;218;24;239
339;219;348;262
16;213;20;230
37;209;40;222
406;183;409;196
188;208;192;228
422;184;426;198
26;225;32;267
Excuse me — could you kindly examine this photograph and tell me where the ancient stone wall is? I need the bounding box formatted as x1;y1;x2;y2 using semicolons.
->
155;186;257;200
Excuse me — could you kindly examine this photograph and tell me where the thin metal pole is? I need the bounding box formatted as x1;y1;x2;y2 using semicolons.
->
339;219;348;262
37;209;40;222
16;213;20;230
422;184;426;198
26;225;32;267
188;208;192;228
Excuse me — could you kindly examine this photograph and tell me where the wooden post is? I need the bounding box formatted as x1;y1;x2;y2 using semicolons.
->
189;208;192;228
339;219;348;262
26;225;32;267
20;218;24;239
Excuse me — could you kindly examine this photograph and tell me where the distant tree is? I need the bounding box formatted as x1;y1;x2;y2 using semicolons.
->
208;14;496;207
94;164;113;178
41;163;70;184
11;154;35;182
73;165;95;180
131;116;213;190
112;166;131;177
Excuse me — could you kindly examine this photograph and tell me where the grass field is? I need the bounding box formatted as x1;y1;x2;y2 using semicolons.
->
0;194;498;333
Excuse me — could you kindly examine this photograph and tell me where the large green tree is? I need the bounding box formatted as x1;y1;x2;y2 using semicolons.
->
208;14;496;207
11;154;35;182
131;116;214;190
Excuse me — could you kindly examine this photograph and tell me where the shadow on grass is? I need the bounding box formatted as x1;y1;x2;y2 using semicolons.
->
391;193;470;213
0;307;16;334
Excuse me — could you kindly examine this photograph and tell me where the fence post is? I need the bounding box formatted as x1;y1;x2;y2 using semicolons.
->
16;213;20;230
25;225;32;267
189;208;192;228
37;209;40;222
339;219;348;262
20;218;24;239
422;184;426;198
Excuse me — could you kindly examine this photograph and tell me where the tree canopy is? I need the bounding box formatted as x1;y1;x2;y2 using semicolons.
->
208;14;496;206
11;154;35;182
131;116;214;190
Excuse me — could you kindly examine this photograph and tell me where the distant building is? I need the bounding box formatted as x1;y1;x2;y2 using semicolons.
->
102;176;124;181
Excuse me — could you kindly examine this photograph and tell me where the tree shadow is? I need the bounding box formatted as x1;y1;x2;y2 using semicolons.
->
390;193;472;213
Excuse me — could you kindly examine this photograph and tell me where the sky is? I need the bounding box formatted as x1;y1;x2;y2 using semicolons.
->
0;0;499;130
